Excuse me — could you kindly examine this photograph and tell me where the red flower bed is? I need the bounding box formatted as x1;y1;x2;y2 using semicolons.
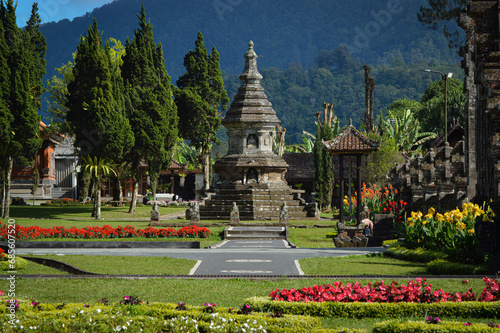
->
270;277;500;303
0;222;210;241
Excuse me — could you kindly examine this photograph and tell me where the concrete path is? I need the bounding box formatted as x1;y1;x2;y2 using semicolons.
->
16;245;385;276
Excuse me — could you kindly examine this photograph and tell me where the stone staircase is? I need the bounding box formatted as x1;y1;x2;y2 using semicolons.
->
224;226;288;240
200;187;309;220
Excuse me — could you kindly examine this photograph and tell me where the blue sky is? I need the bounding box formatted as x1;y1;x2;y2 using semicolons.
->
14;0;114;26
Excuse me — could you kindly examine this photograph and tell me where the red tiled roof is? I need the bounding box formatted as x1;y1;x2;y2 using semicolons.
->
323;125;379;154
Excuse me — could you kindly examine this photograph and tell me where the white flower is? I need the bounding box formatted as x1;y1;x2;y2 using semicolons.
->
253;320;257;324
96;309;101;313
80;310;84;314
122;325;127;330
90;318;92;322
115;325;122;332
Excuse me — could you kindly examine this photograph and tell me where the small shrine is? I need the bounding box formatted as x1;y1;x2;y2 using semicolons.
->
200;41;314;220
323;123;379;247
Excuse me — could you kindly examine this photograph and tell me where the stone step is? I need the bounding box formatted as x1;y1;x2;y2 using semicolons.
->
224;227;287;240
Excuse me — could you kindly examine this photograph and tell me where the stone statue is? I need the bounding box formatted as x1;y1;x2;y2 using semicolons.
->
230;202;240;225
190;201;200;222
150;201;160;221
279;201;289;225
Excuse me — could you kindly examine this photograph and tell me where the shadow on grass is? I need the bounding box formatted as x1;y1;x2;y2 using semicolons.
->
10;205;96;219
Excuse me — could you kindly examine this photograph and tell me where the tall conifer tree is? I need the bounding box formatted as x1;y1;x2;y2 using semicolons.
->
175;32;229;191
67;19;134;219
121;5;178;213
0;1;44;218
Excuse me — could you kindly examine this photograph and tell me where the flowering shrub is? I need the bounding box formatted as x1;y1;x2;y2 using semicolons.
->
41;198;81;206
0;248;6;261
0;223;210;241
203;303;217;313
403;202;495;264
343;183;407;223
270;277;500;303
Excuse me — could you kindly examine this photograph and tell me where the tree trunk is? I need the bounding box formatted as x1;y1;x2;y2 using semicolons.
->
151;176;158;199
1;170;5;216
2;157;13;219
95;178;101;220
118;179;124;203
128;178;138;214
80;169;91;202
91;180;96;218
202;151;211;191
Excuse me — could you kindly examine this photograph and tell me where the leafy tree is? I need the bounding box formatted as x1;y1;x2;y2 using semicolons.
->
66;19;134;218
121;4;178;213
362;134;403;187
418;77;465;134
175;32;229;191
417;0;466;48
386;99;422;119
0;17;12;217
0;1;44;218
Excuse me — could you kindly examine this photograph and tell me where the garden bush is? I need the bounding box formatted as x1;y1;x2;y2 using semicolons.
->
373;319;498;333
246;297;500;319
384;244;448;263
0;300;324;333
0;223;210;241
426;259;487;276
402;203;495;264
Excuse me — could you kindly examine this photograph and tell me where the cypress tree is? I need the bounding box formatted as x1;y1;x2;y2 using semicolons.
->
121;5;178;213
0;17;12;216
175;32;229;191
0;0;43;218
67;19;134;219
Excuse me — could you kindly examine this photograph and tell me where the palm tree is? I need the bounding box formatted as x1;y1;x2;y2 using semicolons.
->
79;156;116;219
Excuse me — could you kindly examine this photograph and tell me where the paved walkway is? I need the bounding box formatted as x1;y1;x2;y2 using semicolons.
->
16;243;385;276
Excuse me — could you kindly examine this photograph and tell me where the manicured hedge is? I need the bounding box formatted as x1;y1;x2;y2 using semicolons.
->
0;301;324;333
0;257;27;271
245;297;500;319
373;320;496;333
384;245;447;263
426;259;487;275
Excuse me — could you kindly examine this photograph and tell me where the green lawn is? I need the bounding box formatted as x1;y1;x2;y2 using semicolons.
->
8;205;186;220
2;255;196;275
0;277;486;307
300;253;428;275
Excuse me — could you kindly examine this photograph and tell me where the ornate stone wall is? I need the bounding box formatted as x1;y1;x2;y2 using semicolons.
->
388;139;467;212
460;1;500;211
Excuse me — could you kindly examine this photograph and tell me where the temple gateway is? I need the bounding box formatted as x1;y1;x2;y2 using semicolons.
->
200;41;313;220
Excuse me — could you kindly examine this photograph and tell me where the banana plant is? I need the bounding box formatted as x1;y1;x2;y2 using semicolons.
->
378;109;436;156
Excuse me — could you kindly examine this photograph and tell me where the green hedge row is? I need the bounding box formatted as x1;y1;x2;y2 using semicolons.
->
0;301;325;333
373;320;496;332
426;259;487;275
384;245;447;263
245;297;500;319
384;245;487;275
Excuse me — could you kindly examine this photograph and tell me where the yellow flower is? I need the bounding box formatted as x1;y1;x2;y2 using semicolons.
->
428;207;436;216
422;221;427;225
467;229;475;234
436;213;444;222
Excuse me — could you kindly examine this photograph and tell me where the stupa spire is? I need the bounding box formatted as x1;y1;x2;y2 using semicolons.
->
240;40;263;84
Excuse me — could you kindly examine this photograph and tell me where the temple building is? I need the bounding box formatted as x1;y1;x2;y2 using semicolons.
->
200;41;312;220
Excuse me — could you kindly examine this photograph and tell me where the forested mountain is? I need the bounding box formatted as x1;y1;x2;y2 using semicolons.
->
38;0;464;143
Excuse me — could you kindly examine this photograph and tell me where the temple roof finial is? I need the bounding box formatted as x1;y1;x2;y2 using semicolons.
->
240;40;262;84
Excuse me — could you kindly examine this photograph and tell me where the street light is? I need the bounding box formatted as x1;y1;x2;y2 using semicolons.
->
421;69;453;143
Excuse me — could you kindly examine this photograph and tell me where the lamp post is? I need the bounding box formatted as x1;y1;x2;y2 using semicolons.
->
421;69;453;143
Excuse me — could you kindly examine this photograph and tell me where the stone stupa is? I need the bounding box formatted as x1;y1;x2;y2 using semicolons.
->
200;41;312;220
